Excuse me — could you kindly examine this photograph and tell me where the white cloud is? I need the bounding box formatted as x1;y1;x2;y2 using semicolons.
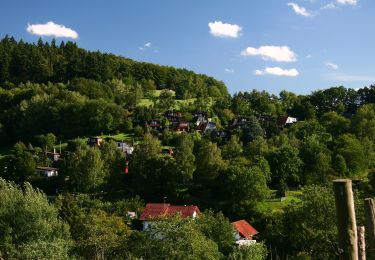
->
325;61;339;70
139;42;152;51
225;68;235;73
254;67;299;77
306;54;313;58
287;3;312;17
241;45;297;62
337;0;357;5
208;21;242;38
26;21;78;39
321;2;337;9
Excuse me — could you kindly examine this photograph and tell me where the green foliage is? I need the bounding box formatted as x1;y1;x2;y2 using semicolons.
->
268;145;303;191
0;178;71;259
175;133;195;180
194;210;235;255
62;145;107;192
75;209;131;259
229;242;268;260
265;185;337;259
130;215;221;260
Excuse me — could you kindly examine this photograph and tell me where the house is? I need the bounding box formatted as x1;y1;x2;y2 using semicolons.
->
87;136;103;146
35;166;59;177
197;121;216;134
148;119;161;131
162;148;175;156
193;111;208;126
176;121;189;132
232;117;249;129
140;203;200;230
46;148;61;161
165;111;182;125
232;220;259;246
116;141;134;155
278;116;297;127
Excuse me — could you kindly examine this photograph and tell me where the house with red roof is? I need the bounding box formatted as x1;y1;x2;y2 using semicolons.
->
232;220;259;246
140;203;200;230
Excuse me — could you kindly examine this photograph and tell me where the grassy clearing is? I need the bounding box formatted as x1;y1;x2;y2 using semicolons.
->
257;190;302;213
99;133;134;142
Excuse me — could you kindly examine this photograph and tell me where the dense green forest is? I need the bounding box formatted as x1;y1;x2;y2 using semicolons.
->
0;37;374;259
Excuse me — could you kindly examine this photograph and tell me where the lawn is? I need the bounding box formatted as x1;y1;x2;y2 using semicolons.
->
257;190;302;213
99;133;134;142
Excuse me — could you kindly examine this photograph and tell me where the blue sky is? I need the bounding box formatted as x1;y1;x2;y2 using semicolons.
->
1;0;374;95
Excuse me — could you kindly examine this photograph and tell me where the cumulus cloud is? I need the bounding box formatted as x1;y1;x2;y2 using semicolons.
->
208;21;242;38
287;3;312;17
139;42;152;51
337;0;357;5
241;45;297;62
26;21;78;39
325;61;339;70
225;68;235;73
254;67;299;77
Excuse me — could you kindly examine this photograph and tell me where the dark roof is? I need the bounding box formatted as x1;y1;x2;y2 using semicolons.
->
140;203;200;220
35;166;58;171
232;220;259;239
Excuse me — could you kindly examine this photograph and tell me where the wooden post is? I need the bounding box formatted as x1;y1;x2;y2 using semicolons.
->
333;179;358;260
357;226;365;260
365;198;375;259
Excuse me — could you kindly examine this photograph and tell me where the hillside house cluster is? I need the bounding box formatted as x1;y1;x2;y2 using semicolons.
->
145;110;297;138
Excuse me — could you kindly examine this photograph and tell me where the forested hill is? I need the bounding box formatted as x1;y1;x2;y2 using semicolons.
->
0;36;228;99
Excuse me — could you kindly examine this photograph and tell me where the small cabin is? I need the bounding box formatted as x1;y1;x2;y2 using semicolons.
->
197;121;216;134
116;141;134;155
165;111;182;124
278;116;297;127
232;220;259;246
35;166;59;177
88;136;103;147
148;119;161;131
176;121;189;132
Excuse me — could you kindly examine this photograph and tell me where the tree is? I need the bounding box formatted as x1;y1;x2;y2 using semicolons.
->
129;215;221;259
352;103;375;141
76;209;131;259
0;178;71;259
195;140;226;183
62;145;106;192
174;133;195;181
265;185;337;259
321;111;350;137
222;135;243;160
299;136;332;185
194;210;235;255
1;142;37;183
268;145;303;191
334;134;368;178
35;133;57;151
229;242;268;260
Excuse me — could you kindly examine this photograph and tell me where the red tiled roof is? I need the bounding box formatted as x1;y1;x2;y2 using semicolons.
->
232;220;259;239
140;203;200;220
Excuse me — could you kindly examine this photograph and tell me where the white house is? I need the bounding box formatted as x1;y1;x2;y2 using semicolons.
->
35;166;59;177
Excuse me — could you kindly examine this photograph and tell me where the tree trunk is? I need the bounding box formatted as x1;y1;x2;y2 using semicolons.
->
333;179;358;260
